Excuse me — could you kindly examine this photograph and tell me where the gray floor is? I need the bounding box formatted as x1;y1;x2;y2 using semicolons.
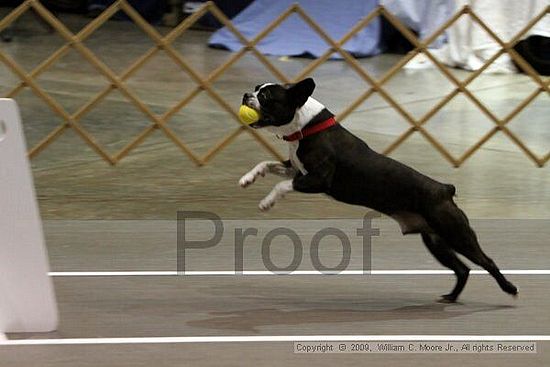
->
0;11;549;367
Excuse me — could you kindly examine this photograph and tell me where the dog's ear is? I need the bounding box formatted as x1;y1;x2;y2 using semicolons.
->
288;78;315;108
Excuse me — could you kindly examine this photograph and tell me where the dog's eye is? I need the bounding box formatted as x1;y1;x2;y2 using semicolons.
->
259;90;271;100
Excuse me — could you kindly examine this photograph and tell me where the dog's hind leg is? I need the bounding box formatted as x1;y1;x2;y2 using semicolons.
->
421;233;470;303
428;201;518;298
454;231;518;297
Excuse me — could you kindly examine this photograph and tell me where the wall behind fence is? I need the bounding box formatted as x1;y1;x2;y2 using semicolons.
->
0;0;548;167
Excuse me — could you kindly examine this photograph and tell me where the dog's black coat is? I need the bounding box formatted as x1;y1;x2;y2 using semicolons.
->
244;78;518;302
293;114;455;218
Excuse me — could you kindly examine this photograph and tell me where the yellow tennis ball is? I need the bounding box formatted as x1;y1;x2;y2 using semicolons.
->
239;105;261;125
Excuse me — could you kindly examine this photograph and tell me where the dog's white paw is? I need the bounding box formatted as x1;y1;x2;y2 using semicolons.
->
258;197;275;211
239;173;256;188
239;165;268;188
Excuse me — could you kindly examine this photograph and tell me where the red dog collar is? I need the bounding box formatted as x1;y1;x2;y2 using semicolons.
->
283;117;337;141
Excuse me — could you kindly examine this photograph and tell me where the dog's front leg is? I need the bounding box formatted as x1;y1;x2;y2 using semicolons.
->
239;160;295;188
259;180;294;211
259;167;334;211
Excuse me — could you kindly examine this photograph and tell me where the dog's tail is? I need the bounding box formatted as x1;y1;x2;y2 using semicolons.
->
445;184;456;197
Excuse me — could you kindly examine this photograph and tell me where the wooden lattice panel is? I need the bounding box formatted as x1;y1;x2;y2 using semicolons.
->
0;0;548;166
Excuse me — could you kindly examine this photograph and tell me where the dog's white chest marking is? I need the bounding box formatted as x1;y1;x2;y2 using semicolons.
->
280;97;325;176
288;141;307;175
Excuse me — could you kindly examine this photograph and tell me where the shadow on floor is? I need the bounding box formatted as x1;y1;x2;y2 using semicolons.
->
187;302;515;333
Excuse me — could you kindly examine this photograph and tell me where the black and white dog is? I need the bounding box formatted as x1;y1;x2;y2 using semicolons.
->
239;78;519;303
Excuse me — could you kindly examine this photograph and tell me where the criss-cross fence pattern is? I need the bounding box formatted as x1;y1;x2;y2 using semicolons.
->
0;0;548;167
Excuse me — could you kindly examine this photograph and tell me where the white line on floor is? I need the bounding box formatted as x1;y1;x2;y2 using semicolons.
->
47;270;550;277
1;335;550;346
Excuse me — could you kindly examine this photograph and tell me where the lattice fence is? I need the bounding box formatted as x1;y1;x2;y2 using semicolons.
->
0;0;548;166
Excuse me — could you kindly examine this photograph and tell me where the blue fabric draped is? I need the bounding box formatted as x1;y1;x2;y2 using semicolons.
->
209;0;381;59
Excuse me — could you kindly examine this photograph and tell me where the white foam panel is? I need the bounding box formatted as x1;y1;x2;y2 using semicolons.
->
0;99;58;332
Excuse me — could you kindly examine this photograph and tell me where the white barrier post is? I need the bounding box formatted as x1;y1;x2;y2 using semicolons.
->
0;99;58;333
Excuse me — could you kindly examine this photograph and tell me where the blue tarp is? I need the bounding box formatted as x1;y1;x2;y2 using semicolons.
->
209;0;381;59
